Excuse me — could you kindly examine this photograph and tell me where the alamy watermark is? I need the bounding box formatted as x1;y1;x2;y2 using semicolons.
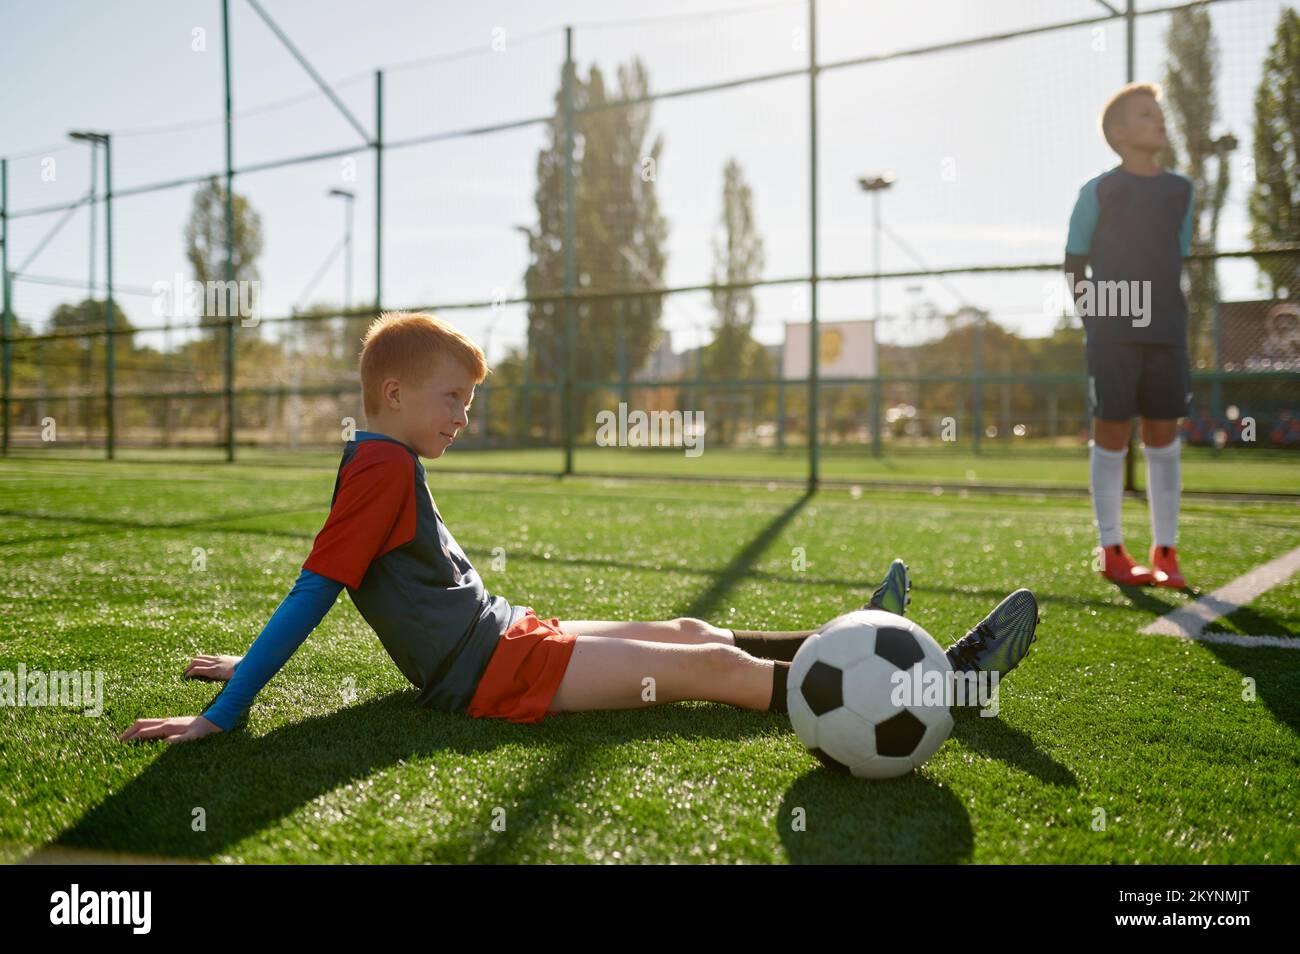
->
890;667;1001;717
0;664;104;716
152;272;261;327
1049;274;1152;328
594;402;705;457
49;884;150;934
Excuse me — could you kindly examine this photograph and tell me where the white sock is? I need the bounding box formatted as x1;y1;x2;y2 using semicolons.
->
1143;439;1181;548
1090;443;1127;548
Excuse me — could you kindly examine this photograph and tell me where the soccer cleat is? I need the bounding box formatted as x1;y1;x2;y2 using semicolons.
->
863;558;910;617
945;588;1039;677
1097;544;1155;586
1149;545;1186;588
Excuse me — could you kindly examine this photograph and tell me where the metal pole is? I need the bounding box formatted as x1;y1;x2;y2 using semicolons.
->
1125;0;1135;82
616;300;628;407
972;312;983;455
222;0;236;462
871;190;882;457
522;364;530;445
807;0;820;489
375;69;383;316
344;196;353;311
1;159;9;456
1211;299;1222;420
104;136;115;460
1124;0;1137;491
777;341;786;450
562;26;577;476
88;142;97;300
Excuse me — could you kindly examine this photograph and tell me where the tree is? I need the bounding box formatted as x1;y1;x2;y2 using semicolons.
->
523;57;669;439
1248;7;1300;294
41;298;133;437
1163;7;1236;368
700;158;770;444
183;176;264;336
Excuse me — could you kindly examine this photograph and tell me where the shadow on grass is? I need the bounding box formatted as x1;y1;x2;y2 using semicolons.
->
773;706;1076;864
1115;583;1193;616
1202;641;1300;739
0;505;322;550
679;488;813;622
44;694;783;864
949;707;1077;787
1204;603;1299;639
1117;585;1300;738
1204;601;1300;740
778;770;972;863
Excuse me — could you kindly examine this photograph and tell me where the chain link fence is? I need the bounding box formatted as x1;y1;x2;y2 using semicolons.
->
1;0;1296;492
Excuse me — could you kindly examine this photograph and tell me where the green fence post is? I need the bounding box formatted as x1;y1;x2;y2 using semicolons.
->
1211;298;1222;420
807;0;820;489
777;343;786;451
222;0;236;462
872;373;882;457
617;300;628;408
972;312;982;455
105;135;115;460
1123;0;1137;491
522;372;530;445
375;69;383;317
561;26;576;476
1;158;9;456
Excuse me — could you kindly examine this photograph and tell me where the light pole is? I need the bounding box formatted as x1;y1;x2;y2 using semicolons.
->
858;172;895;457
70;131;113;458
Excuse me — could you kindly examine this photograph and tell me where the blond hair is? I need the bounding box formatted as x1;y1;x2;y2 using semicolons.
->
358;311;489;418
1099;82;1161;152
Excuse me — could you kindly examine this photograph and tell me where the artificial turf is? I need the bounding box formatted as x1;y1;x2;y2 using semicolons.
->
0;454;1296;863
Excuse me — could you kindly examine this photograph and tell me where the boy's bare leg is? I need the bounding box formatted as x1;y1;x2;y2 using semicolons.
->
555;618;821;661
548;636;776;713
556;618;736;645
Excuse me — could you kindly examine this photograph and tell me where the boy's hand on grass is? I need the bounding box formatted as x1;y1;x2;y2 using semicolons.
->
184;654;242;681
118;715;224;744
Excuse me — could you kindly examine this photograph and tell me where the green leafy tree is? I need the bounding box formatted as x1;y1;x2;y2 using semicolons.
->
1248;7;1300;294
1163;7;1237;367
183;176;264;336
700;158;771;444
524;57;669;439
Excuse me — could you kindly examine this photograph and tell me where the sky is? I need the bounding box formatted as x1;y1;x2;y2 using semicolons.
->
1;0;1294;368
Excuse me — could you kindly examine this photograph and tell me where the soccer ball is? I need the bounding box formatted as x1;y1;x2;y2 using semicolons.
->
788;609;954;779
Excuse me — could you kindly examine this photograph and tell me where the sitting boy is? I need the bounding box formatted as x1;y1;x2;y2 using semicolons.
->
119;313;1039;744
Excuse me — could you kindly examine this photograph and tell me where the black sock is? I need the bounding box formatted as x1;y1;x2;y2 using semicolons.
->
768;661;791;713
730;629;819;662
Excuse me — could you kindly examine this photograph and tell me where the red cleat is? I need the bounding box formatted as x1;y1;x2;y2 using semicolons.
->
1149;545;1187;588
1097;544;1155;585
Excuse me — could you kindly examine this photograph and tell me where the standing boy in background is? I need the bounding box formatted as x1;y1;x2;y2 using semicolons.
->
1065;82;1195;588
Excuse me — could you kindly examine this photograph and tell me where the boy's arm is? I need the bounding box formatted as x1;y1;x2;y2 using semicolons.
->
200;567;343;732
201;442;416;732
1179;184;1195;258
1064;178;1100;314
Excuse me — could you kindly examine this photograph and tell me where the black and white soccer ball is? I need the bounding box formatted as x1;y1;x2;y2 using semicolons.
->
788;609;954;779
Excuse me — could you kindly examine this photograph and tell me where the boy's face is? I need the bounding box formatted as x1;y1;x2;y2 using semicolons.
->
380;352;476;459
1116;93;1168;153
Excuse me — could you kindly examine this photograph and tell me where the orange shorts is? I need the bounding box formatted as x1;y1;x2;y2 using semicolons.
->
466;607;578;724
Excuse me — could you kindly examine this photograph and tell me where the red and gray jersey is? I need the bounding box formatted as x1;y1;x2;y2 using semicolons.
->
303;431;523;711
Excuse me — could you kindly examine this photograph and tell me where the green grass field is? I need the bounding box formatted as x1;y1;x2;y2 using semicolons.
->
1;455;1297;863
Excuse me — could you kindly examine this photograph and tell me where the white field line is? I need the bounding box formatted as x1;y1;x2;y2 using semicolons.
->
1139;544;1300;649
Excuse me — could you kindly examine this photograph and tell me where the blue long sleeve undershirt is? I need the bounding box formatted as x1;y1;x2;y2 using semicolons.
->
201;567;344;732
